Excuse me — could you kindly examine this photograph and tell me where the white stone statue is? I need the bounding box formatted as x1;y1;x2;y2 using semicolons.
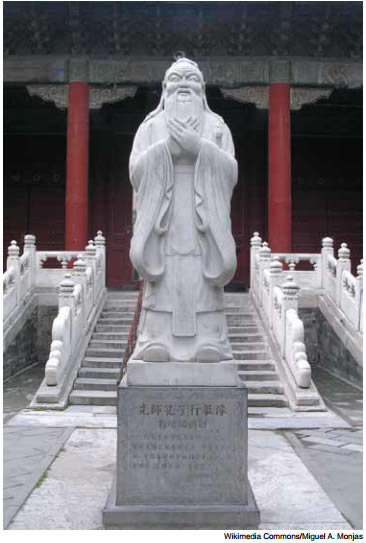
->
129;57;238;363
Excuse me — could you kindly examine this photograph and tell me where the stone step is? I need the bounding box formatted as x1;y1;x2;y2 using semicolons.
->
224;307;252;314
89;339;127;350
225;313;255;319
228;334;264;342
86;347;124;358
95;324;131;333
99;313;134;320
228;326;259;334
232;350;269;360
92;332;129;341
244;381;284;394
230;342;266;351
226;314;258;327
248;394;288;408
238;370;279;381
79;367;121;379
69;390;117;406
82;357;122;369
106;293;138;297
73;377;118;391
236;360;275;371
99;307;135;319
97;317;134;325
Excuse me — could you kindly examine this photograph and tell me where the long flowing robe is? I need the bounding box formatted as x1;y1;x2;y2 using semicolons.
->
129;110;238;360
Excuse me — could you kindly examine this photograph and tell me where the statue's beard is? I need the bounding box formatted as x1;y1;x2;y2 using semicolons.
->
164;91;204;132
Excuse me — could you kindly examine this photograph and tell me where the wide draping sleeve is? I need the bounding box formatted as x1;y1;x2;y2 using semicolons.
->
129;126;173;282
194;137;238;287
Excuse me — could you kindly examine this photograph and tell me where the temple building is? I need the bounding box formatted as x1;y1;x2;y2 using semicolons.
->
4;1;362;289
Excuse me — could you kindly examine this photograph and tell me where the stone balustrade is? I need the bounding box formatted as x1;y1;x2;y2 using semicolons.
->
4;231;107;403
250;236;311;389
250;232;363;336
3;231;106;326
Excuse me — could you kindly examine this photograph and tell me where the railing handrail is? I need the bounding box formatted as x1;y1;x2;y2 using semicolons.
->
250;232;362;337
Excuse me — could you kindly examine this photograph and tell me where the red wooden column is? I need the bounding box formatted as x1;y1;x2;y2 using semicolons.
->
65;81;89;250
268;82;291;252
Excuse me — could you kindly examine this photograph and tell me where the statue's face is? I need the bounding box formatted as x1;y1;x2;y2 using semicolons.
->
164;61;204;100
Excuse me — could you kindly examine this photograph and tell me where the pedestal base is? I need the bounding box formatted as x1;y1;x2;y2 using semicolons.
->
103;477;260;529
103;379;260;529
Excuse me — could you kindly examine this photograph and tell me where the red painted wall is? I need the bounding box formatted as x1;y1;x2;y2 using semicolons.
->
3;135;66;269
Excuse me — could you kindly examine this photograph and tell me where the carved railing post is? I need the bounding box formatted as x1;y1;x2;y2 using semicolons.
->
7;240;20;305
356;259;363;332
58;273;75;310
250;232;262;290
73;255;87;327
282;274;300;311
84;239;97;304
336;242;351;306
281;275;300;357
258;241;271;307
321;236;334;288
94;230;106;290
269;256;283;329
23;234;37;285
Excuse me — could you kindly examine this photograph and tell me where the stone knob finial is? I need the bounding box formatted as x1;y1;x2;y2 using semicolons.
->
250;232;262;247
357;259;363;278
259;241;271;258
8;240;20;257
270;256;283;275
85;240;97;256
282;274;300;297
322;236;333;248
94;230;105;246
73;255;87;272
60;273;75;293
24;234;36;248
338;243;350;261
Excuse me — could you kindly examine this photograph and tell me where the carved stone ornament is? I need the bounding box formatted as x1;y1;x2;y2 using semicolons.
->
221;85;333;111
291;87;333;110
26;84;137;110
89;86;137;109
220;86;269;109
27;85;68;109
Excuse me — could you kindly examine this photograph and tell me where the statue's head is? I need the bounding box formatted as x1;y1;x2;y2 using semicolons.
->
162;58;205;100
162;58;205;123
143;57;222;126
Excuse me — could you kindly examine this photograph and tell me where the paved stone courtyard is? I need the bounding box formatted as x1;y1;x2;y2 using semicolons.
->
3;364;363;530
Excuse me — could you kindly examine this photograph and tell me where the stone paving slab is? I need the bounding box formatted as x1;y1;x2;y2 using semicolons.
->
8;428;116;530
285;431;363;529
7;427;351;530
249;431;351;530
7;406;349;432
3;426;74;528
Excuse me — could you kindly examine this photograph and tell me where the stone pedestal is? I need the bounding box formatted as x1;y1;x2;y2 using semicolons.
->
103;372;260;529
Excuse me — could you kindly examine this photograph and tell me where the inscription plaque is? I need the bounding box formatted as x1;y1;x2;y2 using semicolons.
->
116;385;248;506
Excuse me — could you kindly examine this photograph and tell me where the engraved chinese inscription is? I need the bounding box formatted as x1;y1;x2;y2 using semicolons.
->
117;387;248;505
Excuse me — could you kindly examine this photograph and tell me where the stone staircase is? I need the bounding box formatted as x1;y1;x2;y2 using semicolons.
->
69;291;288;407
225;293;288;408
69;291;137;405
